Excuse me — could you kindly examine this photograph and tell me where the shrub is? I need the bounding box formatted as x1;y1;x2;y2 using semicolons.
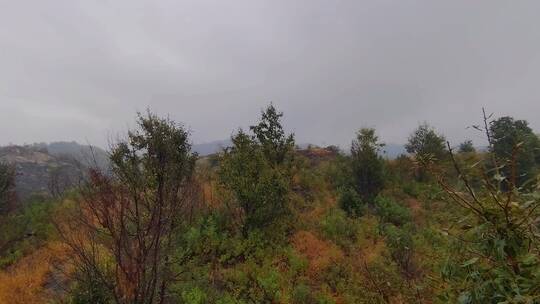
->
256;267;282;301
287;249;309;278
182;287;207;304
431;120;540;302
216;294;245;304
382;224;417;278
292;284;314;304
338;187;365;217
322;154;354;191
375;196;412;226
69;275;113;304
0;197;56;268
320;208;357;248
316;294;336;304
402;182;420;198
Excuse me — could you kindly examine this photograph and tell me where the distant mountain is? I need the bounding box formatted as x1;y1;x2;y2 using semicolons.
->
191;140;407;159
0;142;109;199
381;143;407;159
32;141;109;171
193;139;232;156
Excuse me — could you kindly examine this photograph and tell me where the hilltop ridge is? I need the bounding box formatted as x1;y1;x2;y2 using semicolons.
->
0;142;108;198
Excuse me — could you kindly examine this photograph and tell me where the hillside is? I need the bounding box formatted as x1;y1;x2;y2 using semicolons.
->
0;142;108;199
32;141;109;170
0;108;539;304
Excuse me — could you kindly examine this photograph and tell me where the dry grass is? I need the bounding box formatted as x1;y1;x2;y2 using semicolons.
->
0;242;68;304
291;230;344;279
406;198;426;226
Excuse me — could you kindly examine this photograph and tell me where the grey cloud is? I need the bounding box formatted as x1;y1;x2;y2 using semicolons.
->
1;0;539;148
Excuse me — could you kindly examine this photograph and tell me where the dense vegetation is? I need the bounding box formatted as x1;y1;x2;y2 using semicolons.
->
1;106;540;304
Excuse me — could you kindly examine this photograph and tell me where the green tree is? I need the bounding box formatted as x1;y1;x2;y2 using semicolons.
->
250;103;295;166
382;224;417;279
219;105;294;233
458;140;475;153
406;123;446;181
405;123;446;159
350;128;385;204
489;116;540;187
375;196;411;227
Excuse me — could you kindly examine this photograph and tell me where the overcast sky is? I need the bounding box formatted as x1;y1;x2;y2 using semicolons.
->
1;1;539;149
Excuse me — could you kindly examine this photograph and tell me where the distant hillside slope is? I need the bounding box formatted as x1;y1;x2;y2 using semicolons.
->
193;139;232;156
0;142;109;199
32;141;109;170
192;140;407;159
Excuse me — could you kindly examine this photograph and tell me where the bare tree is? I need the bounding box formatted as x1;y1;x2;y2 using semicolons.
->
57;111;199;304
